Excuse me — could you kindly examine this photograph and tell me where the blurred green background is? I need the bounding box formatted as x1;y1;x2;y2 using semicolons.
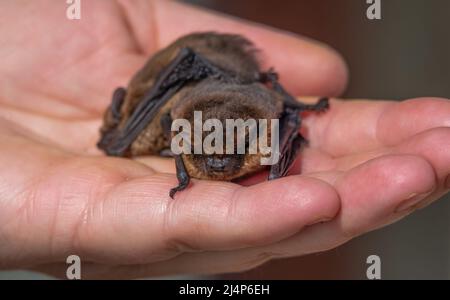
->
1;0;449;279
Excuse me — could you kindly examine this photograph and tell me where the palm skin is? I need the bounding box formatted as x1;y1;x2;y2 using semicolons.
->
0;0;449;279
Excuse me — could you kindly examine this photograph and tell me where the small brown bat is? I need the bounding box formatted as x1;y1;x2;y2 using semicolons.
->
97;32;329;198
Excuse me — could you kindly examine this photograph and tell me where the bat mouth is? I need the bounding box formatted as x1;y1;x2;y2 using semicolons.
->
206;155;242;173
206;156;231;171
192;154;244;177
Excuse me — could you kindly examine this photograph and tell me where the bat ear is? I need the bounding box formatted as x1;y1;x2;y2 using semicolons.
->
258;68;279;83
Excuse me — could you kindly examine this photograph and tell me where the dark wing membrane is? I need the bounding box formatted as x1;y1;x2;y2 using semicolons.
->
268;107;305;179
103;47;225;156
262;70;329;179
97;87;127;151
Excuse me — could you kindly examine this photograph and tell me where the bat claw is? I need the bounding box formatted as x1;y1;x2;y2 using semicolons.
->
169;183;189;199
169;188;178;199
316;97;330;112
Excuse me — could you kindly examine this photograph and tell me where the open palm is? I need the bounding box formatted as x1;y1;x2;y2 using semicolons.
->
0;0;448;279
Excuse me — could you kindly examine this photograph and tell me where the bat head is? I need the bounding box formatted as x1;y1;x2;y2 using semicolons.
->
172;79;283;180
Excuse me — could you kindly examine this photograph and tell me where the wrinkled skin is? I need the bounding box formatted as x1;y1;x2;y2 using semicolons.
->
0;0;449;279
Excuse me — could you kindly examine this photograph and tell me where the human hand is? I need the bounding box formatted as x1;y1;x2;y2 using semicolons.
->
0;0;448;279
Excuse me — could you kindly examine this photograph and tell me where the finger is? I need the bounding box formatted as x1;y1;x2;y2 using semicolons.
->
34;153;445;279
393;127;450;191
304;97;450;156
266;154;438;258
25;124;450;278
118;0;348;96
107;154;438;278
378;98;450;145
75;172;340;264
0;155;153;268
295;122;450;183
4;135;339;267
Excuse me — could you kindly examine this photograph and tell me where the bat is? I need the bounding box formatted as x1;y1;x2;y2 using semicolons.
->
97;32;329;198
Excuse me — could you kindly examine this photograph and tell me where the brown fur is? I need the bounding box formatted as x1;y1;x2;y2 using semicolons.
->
100;32;285;180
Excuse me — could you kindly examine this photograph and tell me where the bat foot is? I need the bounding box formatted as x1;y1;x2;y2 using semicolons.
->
170;154;190;199
169;182;190;199
295;97;329;113
313;97;329;112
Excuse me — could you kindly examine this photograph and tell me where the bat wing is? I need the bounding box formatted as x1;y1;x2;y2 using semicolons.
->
102;47;226;156
262;70;329;179
268;106;305;179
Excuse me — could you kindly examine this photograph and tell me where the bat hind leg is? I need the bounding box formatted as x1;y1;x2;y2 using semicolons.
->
297;97;329;113
170;156;191;199
161;112;191;198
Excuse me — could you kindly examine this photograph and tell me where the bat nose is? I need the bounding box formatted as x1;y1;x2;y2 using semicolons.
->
206;156;233;172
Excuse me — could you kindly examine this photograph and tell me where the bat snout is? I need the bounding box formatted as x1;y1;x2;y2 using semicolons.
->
204;155;242;175
206;156;231;171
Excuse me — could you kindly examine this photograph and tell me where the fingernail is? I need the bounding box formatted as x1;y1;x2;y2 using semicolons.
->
306;217;333;226
395;192;431;213
445;174;450;189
